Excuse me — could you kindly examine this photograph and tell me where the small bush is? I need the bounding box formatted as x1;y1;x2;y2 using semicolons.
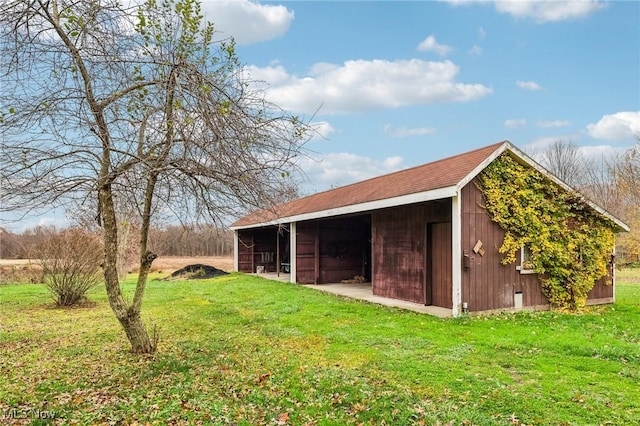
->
34;227;103;306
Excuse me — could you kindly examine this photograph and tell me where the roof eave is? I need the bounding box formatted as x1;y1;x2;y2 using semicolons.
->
230;185;458;230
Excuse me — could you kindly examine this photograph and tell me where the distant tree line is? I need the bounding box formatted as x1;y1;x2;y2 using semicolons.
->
3;140;638;265
148;225;233;257
0;225;233;260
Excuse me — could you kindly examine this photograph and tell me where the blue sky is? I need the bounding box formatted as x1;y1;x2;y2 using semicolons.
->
3;0;639;231
216;0;639;193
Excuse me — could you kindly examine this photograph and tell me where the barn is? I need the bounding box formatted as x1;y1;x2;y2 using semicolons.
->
230;141;629;316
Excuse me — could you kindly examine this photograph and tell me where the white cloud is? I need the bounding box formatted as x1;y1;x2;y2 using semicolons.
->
308;62;340;77
246;59;492;115
417;35;452;56
525;136;571;153
587;111;640;141
384;124;436;138
37;217;66;228
446;1;606;23
537;120;570;128
2;215;68;233
468;45;483;56
478;27;486;40
578;144;626;162
201;0;294;45
505;118;527;129
309;121;335;140
525;137;626;165
494;0;606;23
297;153;405;192
516;80;544;91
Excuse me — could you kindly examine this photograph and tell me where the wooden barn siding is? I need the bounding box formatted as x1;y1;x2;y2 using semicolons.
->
372;201;451;306
460;181;546;311
295;223;317;284
430;222;453;308
236;228;280;273
295;217;370;284
237;229;254;273
588;271;614;299
461;180;615;311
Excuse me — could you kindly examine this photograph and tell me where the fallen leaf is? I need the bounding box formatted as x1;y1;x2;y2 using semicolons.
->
277;412;290;424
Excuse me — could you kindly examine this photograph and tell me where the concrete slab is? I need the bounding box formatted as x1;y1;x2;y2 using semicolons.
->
302;282;453;318
250;273;452;318
252;272;291;282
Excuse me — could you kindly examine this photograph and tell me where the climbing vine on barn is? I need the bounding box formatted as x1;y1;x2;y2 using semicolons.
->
478;154;616;310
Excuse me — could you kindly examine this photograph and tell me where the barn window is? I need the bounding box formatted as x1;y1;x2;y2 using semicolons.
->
518;245;536;274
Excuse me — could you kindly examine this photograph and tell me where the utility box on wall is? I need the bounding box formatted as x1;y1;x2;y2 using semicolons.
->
514;291;523;309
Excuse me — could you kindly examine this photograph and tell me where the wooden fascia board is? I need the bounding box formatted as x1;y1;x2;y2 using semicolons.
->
455;141;510;192
229;185;458;230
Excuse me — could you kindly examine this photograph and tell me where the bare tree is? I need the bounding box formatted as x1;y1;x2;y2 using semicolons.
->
0;227;21;259
580;154;623;216
148;224;234;257
612;137;640;263
616;137;640;206
538;140;586;187
0;0;310;353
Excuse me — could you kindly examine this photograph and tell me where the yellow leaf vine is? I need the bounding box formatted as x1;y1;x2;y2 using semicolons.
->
478;153;616;310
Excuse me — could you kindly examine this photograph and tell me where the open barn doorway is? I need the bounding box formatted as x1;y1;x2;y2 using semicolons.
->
236;224;291;275
295;215;372;284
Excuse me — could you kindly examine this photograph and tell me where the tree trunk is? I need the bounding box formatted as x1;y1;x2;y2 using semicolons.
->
100;184;156;354
118;309;156;354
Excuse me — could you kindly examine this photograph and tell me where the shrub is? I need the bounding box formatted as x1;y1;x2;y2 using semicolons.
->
34;227;103;306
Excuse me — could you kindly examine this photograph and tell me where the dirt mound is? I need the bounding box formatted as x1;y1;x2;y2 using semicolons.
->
169;264;229;279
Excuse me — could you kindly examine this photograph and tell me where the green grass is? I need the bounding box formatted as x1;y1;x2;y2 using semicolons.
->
1;271;639;425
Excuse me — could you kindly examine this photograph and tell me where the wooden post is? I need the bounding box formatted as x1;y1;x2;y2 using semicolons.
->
233;230;239;272
289;222;297;283
451;195;462;317
314;224;320;284
250;232;255;273
276;226;280;277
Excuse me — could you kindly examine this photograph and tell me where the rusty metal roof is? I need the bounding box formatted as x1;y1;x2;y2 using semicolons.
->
231;141;507;228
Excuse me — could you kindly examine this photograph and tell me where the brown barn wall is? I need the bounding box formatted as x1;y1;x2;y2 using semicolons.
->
430;222;453;308
460;179;615;311
587;270;615;300
460;180;546;311
295;222;318;284
237;229;254;273
372;201;451;306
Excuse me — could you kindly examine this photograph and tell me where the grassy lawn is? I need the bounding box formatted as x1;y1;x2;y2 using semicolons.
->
1;270;639;425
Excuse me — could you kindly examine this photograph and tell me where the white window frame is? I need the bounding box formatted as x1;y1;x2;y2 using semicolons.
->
516;245;536;274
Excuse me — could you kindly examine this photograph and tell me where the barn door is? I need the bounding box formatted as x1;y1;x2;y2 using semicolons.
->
429;222;453;308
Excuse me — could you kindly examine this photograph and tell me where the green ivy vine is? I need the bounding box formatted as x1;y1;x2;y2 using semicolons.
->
478;153;616;310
